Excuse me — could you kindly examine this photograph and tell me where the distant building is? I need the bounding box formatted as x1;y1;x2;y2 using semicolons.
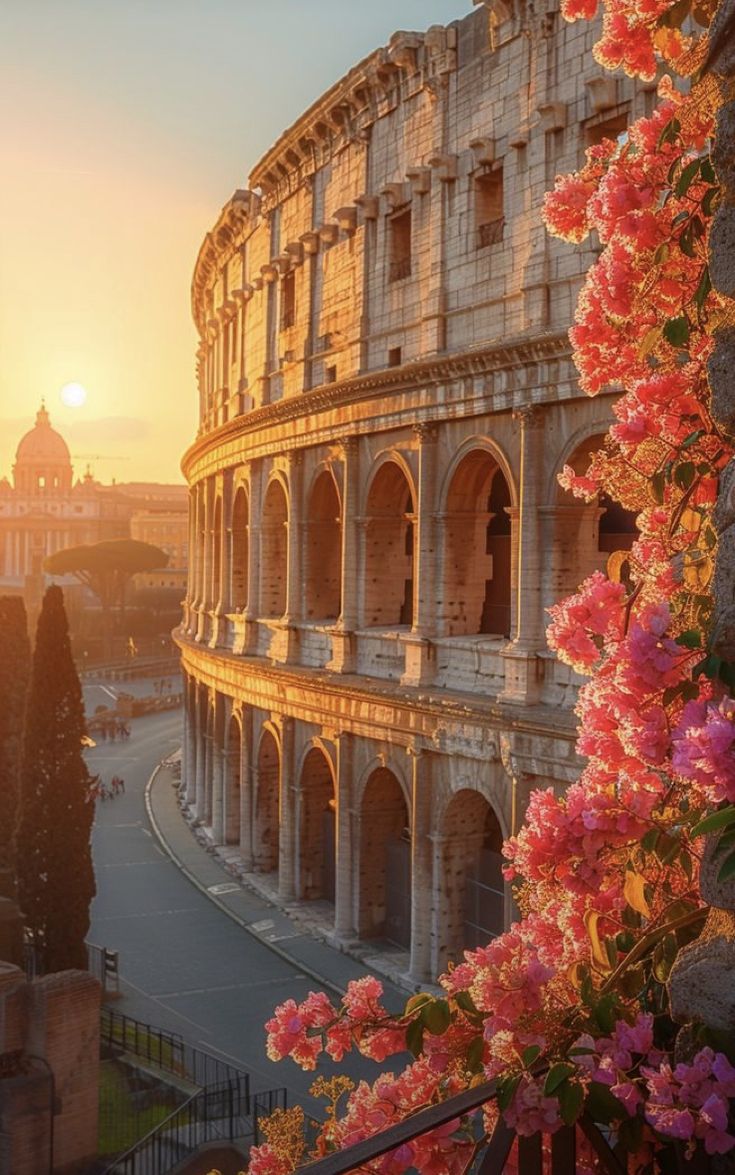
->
0;403;188;620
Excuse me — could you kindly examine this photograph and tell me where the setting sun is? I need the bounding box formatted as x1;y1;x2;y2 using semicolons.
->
60;382;87;408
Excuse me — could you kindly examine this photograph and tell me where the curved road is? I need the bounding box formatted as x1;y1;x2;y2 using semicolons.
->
86;705;391;1110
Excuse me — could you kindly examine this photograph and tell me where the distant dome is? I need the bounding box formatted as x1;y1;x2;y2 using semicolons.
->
15;403;71;466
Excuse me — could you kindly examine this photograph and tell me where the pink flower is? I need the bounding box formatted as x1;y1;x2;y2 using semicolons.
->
672;695;735;804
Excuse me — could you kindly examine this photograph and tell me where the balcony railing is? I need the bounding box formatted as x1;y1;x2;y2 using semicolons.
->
289;1077;626;1175
388;256;412;282
478;217;505;248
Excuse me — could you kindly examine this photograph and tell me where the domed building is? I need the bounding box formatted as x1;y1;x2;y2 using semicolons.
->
177;1;643;985
0;404;188;626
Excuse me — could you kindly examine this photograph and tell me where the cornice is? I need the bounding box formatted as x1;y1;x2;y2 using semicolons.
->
191;190;259;337
175;630;578;751
181;331;573;482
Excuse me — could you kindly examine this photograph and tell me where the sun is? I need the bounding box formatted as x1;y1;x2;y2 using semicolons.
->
60;382;88;408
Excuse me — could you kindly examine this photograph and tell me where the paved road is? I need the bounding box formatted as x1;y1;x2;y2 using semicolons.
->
86;705;403;1112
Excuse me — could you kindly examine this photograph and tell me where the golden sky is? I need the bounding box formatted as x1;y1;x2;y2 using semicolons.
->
0;0;465;486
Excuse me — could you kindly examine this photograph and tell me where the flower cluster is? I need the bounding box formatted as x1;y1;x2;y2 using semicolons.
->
672;695;735;804
643;1049;735;1156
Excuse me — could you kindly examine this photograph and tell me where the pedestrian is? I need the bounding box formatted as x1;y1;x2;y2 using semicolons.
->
122;723;130;741
118;777;125;795
100;725;107;742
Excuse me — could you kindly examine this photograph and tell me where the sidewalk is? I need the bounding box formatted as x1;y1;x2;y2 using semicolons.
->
146;764;420;1003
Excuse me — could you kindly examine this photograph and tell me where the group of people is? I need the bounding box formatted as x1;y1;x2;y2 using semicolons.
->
90;774;126;802
154;678;174;696
98;719;131;742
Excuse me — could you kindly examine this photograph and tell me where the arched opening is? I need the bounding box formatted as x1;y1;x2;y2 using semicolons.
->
363;463;414;628
441;451;512;637
304;472;342;621
254;730;280;875
261;479;288;618
231;486;249;610
224;715;242;845
358;768;410;947
212;497;223;607
554;436;638;603
440;791;504;969
298;747;336;901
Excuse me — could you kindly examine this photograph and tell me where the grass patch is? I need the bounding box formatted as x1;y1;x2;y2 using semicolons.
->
98;1059;184;1157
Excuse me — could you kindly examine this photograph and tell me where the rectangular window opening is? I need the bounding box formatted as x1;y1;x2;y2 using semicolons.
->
325;365;337;384
388;346;402;368
476;168;504;249
388;208;412;283
281;270;295;330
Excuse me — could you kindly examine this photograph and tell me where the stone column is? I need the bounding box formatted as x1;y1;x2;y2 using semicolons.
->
501;405;545;704
239;708;254;871
278;716;296;901
403;423;439;687
184;677;197;805
242;460;261;655
333;732;357;941
284;451;304;621
194;689;206;819
407;747;434;985
211;694;226;844
196;479;213;643
212;472;232;649
329;436;359;673
203;703;214;827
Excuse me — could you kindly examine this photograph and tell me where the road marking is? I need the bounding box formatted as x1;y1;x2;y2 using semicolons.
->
100;686;118;701
207;882;241;895
266;932;301;943
251;919;274;932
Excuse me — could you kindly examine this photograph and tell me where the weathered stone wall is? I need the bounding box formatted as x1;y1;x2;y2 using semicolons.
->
0;961;100;1175
179;1;649;985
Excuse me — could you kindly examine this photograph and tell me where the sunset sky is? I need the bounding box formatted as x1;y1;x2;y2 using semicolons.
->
0;0;467;486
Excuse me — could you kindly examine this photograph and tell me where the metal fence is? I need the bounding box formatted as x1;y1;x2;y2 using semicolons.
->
101;1008;248;1093
104;1077;253;1175
252;1087;289;1147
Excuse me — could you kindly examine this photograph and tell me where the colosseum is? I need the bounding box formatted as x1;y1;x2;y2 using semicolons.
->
177;1;648;986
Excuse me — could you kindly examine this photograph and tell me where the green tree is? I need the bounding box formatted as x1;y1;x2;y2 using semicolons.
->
0;597;31;899
44;538;169;660
17;585;95;971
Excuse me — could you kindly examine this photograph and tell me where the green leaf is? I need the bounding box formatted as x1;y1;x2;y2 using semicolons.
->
453;990;478;1016
406;1017;424;1058
702;187;720;218
652;933;678;983
681;429;705;449
618;964;647;999
522;1044;542;1068
558;1080;585;1126
405;993;431;1017
694;265;712;310
676;629;702;649
660;0;691;28
664;316;690;347
691;805;735;839
466;1035;484;1074
679;223;697;258
658;117;681;149
674;462;696;491
497;1073;522;1112
701;158;716;184
717;849;735;884
676;157;702;197
653;242;670;265
618;1115;644;1152
422;999;451;1036
586;1081;626;1125
594;993;619;1035
651;470;666;504
544;1062;576;1096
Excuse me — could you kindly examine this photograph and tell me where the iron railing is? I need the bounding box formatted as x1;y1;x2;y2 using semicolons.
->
477;217;505;248
286;1077;626;1175
101;1008;250;1094
252;1087;289;1147
103;1077;252;1175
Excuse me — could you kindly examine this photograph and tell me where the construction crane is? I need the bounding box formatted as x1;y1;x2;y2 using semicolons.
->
72;454;130;462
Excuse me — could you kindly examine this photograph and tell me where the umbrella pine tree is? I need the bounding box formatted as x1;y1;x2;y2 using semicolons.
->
0;597;31;899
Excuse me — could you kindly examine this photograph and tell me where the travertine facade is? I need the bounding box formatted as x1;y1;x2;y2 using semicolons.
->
178;1;647;983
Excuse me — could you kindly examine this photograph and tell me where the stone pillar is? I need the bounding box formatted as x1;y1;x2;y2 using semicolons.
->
211;472;232;649
194;689;206;819
407;748;434;985
196;479;213;643
403;424;439;687
333;732;357;942
329;436;359;673
278;716;296;901
184;677;197;805
501;405;545;703
242;460;262;655
239;708;254;871
284;450;304;624
211;694;226;844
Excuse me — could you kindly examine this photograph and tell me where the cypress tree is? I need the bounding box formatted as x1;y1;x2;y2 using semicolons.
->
0;597;31;899
17;585;96;972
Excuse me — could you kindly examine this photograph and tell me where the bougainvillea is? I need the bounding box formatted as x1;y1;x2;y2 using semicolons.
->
247;2;735;1171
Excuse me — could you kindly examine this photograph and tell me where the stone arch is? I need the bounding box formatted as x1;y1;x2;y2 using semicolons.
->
304;469;342;621
553;433;638;596
231;484;249;610
363;458;415;628
438;789;504;969
358;767;411;946
260;476;289;618
440;447;512;637
224;712;242;845
298;746;336;901
254;727;280;874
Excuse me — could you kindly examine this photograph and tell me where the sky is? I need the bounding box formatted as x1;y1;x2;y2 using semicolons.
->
0;0;470;486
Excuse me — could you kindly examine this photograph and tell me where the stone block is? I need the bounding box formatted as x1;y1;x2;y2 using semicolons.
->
668;912;735;1030
709;206;735;297
707;328;735;435
699;833;735;908
713;101;735;193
